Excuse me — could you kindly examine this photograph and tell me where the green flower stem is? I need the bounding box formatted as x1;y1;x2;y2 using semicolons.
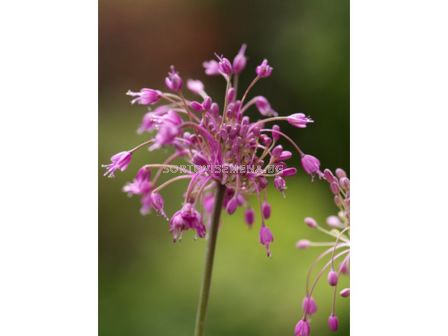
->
193;182;226;336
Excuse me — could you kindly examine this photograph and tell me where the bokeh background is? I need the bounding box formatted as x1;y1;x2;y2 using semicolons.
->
99;0;349;335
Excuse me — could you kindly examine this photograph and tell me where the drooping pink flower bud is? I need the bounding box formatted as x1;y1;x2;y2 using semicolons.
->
190;96;212;112
301;154;321;176
294;319;310;336
202;194;214;214
287;113;314;128
192;152;208;167
302;296;317;315
232;44;247;74
203;60;220;76
272;125;281;141
335;168;347;178
186;79;205;95
330;182;340;194
328;314;339;332
280;167;297;177
226;197;238;214
262;201;271;219
150;192;167;218
304;217;317;229
340;177;350;190
150;123;179;150
244;208;255;226
126;88;162;105
340;288;350;298
274;176;286;192
190;101;204;112
326;215;342;228
255;96;278;116
123;166;151;196
165;66;183;91
103;151;132;177
327;270;339;286
278;150;292;161
256;59;273;78
296;239;311;249
226;87;236;102
339;255;350;274
271;144;283;158
217;56;233;76
323;169;336;183
259;225;274;256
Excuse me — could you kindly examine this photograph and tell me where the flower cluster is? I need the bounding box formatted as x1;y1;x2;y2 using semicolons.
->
294;168;350;335
103;44;319;256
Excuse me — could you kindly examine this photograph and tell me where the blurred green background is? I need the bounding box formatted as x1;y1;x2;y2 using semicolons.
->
99;0;349;335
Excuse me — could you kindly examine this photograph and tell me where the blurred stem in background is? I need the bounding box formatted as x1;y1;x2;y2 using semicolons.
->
194;183;226;336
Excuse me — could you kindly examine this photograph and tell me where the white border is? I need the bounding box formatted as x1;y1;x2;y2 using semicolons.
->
351;0;448;334
0;1;98;335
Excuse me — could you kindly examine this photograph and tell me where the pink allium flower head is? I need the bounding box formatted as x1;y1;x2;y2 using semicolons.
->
304;217;317;229
255;96;278;116
232;44;247;74
274;176;286;192
281;167;297;177
328;314;339;332
295;168;350;333
107;45;319;256
327;270;339;286
203;60;220;76
244;208;255;226
262;201;271;219
186;79;205;95
256;59;273;78
340;288;350;298
294;319;310;336
287;113;314;128
103;151;132;177
165;65;183;92
301;154;321;176
259;225;274;256
296;239;311;249
302;296;318;315
126;88;162;105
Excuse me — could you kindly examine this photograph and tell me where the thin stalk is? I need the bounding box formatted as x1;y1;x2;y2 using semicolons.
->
193;182;226;336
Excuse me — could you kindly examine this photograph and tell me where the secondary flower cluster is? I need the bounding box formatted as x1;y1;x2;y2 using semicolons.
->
294;168;350;335
103;44;320;256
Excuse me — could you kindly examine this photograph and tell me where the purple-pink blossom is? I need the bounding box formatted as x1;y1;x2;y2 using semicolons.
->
295;168;350;333
102;151;132;177
126;88;162;105
104;45;321;255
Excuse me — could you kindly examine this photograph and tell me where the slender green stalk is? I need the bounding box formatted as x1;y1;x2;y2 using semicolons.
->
193;182;226;336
